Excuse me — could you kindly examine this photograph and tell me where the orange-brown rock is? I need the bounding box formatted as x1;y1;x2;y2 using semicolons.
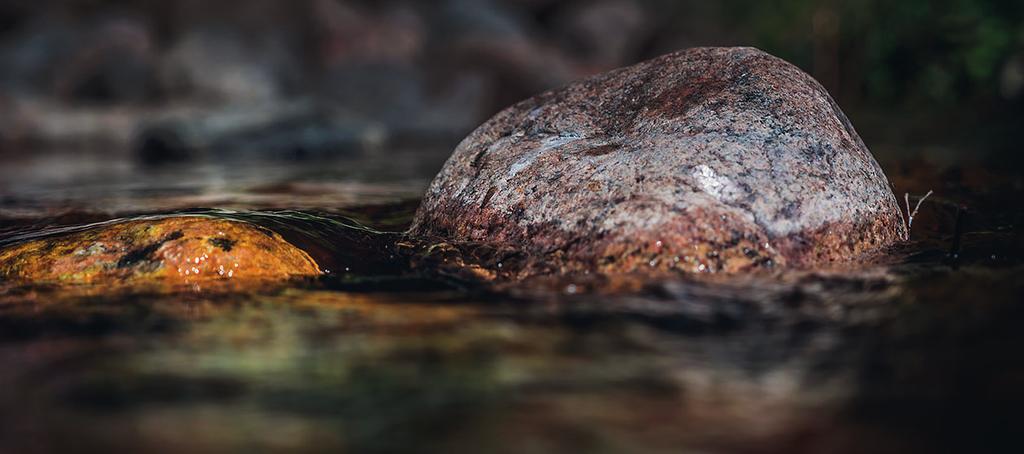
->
0;216;321;289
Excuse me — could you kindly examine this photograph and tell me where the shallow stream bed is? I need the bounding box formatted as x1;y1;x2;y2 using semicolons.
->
0;148;1022;453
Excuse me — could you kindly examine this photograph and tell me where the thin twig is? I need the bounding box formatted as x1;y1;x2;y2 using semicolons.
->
908;190;933;230
903;193;911;239
902;190;933;240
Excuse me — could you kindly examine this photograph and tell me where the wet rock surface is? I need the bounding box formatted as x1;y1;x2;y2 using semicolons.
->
0;216;321;289
413;47;906;275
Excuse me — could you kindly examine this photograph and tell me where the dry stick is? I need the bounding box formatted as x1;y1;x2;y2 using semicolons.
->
902;190;934;240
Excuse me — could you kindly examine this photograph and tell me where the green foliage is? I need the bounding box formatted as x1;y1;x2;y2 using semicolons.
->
720;0;1023;107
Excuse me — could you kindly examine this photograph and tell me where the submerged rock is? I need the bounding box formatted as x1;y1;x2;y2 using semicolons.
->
412;47;906;274
0;217;321;288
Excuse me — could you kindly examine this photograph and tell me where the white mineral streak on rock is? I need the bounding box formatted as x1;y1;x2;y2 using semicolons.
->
692;164;733;201
508;134;582;179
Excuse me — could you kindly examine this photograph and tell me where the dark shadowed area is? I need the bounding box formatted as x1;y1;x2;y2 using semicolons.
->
0;1;1022;453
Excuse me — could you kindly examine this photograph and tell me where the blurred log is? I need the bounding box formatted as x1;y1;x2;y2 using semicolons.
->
133;100;387;164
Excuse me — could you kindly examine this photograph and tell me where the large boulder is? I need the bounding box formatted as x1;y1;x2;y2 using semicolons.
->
412;47;905;274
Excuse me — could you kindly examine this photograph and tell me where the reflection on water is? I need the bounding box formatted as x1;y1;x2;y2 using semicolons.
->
0;150;1022;453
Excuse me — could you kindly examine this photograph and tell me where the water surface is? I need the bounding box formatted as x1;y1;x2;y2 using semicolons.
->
1;148;1022;453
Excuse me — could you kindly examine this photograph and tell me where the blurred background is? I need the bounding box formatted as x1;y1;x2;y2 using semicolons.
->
0;0;1023;210
2;4;1024;453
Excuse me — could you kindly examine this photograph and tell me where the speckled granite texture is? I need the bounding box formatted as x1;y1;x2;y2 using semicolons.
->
413;47;905;275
